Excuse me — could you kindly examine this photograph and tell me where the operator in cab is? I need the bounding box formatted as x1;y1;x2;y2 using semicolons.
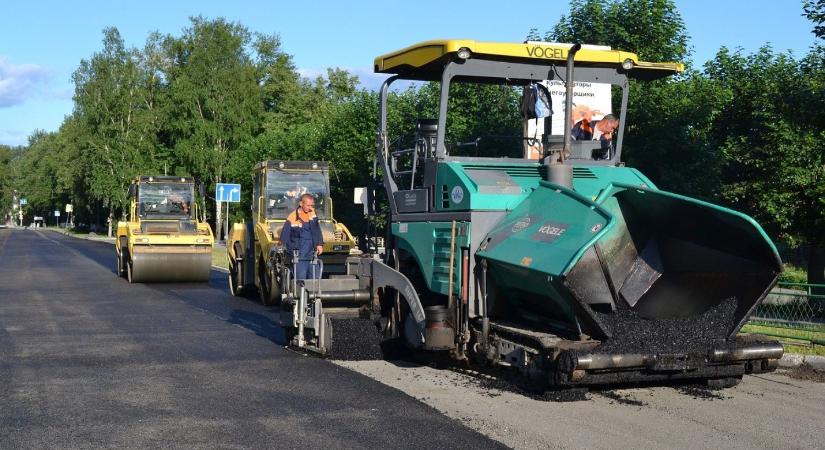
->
279;193;324;279
572;113;619;160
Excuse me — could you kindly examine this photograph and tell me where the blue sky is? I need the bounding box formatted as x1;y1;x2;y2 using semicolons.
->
0;0;818;146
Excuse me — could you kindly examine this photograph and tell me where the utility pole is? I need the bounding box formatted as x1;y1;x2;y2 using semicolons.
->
216;183;223;242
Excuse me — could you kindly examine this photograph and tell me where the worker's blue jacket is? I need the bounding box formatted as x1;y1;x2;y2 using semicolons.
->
280;207;324;279
280;207;323;253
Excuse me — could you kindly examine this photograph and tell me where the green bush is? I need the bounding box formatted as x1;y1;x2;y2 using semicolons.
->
778;263;808;284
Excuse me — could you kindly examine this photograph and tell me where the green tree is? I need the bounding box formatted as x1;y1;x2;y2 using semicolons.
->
0;145;14;223
161;17;267;237
543;0;699;194
231;68;375;230
804;0;825;38
549;0;689;62
707;46;825;286
72;27;163;235
254;33;311;130
12;130;74;224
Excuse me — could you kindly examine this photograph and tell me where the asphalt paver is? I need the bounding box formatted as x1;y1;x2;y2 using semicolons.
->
0;229;502;449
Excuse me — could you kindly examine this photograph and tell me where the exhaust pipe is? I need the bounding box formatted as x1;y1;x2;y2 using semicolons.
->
544;43;581;189
561;42;582;162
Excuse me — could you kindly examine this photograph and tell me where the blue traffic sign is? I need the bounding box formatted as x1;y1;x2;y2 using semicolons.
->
19;198;27;206
216;183;241;203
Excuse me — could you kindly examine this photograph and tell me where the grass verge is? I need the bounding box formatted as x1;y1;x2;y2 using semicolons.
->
212;245;228;270
741;323;825;356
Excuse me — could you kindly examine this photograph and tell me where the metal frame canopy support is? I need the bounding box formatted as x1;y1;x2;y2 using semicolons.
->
373;40;683;167
434;58;631;163
374;59;633;216
377;75;401;215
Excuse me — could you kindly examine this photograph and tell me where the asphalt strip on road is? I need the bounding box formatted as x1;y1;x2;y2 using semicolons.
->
0;229;504;449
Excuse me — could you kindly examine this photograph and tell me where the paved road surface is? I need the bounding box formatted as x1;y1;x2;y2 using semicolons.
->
0;229;501;449
2;228;823;449
338;360;825;449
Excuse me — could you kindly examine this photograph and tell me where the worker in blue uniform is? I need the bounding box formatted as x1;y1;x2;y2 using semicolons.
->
280;193;324;279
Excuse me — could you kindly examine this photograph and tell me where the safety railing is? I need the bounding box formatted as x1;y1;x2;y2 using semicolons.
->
744;282;825;351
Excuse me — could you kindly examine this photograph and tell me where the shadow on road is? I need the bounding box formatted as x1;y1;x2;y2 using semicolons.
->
50;232;289;346
147;271;290;347
227;309;288;346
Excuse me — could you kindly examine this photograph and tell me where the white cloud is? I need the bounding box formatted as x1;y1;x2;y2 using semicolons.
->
0;58;52;108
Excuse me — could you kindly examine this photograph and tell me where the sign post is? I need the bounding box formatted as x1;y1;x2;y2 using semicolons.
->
215;183;241;242
54;210;61;227
65;204;73;228
18;198;26;227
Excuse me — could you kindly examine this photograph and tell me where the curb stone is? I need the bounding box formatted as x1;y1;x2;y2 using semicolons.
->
46;228;116;243
779;353;825;371
804;355;825;371
779;354;804;368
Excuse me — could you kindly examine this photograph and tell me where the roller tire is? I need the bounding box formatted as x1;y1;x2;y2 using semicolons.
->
117;238;129;278
116;251;126;278
126;260;135;284
229;259;245;297
259;258;281;306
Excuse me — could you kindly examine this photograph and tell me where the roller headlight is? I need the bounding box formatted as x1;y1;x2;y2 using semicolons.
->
622;58;634;70
457;47;472;60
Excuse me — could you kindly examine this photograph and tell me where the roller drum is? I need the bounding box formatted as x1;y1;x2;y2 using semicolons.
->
129;248;211;282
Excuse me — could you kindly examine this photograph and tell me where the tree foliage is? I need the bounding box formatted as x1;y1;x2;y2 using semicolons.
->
549;0;689;62
706;46;825;284
0;145;15;222
804;0;825;38
72;27;163;227
161;17;264;187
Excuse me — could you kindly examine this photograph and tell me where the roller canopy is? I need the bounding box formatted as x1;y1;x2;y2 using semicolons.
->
374;39;683;81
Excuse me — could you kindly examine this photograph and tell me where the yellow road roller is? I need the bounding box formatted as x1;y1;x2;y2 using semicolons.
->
116;176;213;283
226;160;357;304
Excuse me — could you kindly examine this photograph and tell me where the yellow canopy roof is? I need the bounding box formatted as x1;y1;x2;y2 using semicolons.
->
374;39;684;81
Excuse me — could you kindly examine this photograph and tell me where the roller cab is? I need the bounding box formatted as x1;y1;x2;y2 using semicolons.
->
116;176;213;283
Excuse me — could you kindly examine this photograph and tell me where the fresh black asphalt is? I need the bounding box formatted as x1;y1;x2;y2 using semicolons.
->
0;229;503;448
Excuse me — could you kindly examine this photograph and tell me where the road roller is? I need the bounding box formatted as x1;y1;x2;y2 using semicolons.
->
227;161;404;356
226;161;359;304
116;176;213;283
263;40;785;389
